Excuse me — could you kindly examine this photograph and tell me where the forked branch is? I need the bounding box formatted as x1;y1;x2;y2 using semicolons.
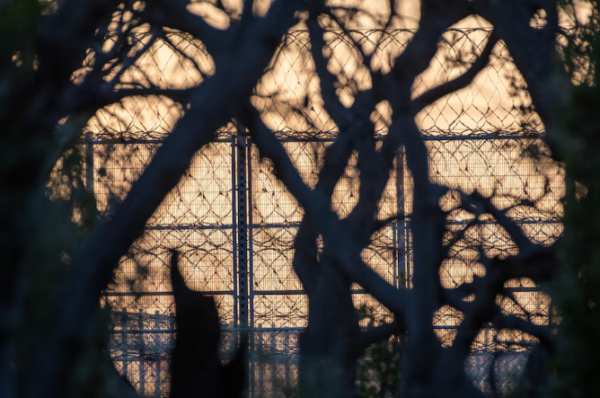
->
245;107;408;318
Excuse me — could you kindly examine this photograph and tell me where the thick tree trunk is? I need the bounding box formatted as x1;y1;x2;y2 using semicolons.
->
299;261;360;398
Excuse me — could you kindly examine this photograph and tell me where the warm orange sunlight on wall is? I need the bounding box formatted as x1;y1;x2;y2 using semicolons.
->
58;1;571;393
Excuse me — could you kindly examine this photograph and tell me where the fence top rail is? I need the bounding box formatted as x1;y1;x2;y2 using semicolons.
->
83;132;545;145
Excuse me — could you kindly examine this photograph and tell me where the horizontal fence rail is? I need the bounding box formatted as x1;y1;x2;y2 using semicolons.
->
69;28;565;397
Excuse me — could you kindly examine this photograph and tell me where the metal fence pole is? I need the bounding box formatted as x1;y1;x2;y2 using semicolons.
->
236;131;251;397
247;139;256;398
139;309;145;396
85;131;94;193
121;311;129;381
237;133;249;330
232;137;239;329
395;146;408;288
155;310;161;398
169;312;175;398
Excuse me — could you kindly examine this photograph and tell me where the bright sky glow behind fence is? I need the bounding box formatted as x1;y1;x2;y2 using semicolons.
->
53;4;570;395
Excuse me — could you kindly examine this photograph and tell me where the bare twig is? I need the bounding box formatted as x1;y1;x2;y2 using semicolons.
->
356;320;404;353
31;3;302;397
414;31;498;109
108;31;159;87
246;107;408;317
467;190;532;251
497;315;555;352
307;19;354;130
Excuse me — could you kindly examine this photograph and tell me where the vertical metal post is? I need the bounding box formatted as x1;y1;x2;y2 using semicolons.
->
258;335;264;398
169;312;175;397
169;311;175;347
155;310;161;398
121;311;128;380
236;130;251;397
392;155;399;289
236;133;249;330
139;309;145;396
395;146;408;288
247;138;254;331
270;334;277;396
232;138;239;328
85;131;94;193
247;139;255;398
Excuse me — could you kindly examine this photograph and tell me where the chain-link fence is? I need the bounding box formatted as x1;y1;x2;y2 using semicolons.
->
77;28;563;397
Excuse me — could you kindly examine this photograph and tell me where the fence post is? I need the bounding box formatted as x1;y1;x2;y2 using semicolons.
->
121;310;129;381
395;146;408;288
232;137;239;329
169;310;175;397
155;310;161;398
236;132;249;331
139;309;145;396
85;131;94;193
247;137;255;398
236;128;251;397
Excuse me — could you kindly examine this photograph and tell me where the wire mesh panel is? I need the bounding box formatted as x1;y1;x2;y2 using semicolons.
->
79;28;565;397
97;139;238;396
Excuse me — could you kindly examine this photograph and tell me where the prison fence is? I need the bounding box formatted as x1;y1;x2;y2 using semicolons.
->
76;28;564;397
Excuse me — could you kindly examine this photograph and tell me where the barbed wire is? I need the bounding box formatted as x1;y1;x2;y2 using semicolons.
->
68;28;564;397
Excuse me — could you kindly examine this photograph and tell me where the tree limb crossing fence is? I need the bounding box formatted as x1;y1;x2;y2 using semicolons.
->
78;28;563;397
